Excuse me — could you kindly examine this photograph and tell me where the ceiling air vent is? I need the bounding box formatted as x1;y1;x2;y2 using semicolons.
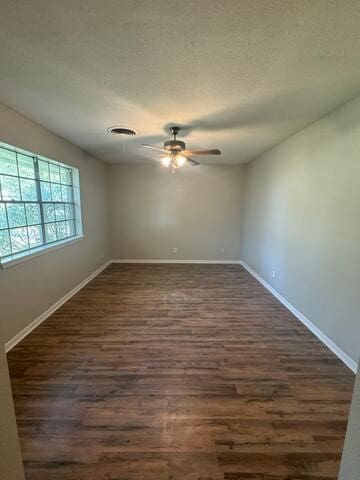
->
107;126;136;136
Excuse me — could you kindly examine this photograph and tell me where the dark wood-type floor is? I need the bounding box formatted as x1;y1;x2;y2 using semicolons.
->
7;264;355;480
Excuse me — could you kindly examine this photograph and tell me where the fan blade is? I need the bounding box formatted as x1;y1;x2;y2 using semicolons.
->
185;156;200;166
184;149;221;156
141;144;168;154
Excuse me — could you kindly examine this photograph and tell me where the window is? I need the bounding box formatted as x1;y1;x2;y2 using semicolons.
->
0;142;82;266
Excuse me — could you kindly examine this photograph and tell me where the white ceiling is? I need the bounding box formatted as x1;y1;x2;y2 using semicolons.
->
0;0;360;164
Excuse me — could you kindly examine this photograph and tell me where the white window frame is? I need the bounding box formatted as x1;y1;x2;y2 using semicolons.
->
0;142;83;269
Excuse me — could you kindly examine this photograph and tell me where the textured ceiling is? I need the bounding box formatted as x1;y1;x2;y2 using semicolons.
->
0;0;360;164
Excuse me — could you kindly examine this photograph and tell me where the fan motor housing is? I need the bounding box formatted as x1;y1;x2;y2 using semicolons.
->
164;140;185;151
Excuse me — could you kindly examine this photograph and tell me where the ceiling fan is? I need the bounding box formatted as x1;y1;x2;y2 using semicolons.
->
141;126;221;171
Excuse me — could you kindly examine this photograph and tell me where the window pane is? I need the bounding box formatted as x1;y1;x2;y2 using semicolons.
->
40;181;52;201
65;220;75;237
0;230;11;256
0;203;8;229
55;203;65;221
0;148;17;176
61;185;71;202
1;175;21;200
18;154;35;178
20;178;37;201
39;160;49;181
49;164;60;183
7;203;26;228
64;204;74;220
10;227;29;253
45;222;57;242
52;183;62;201
28;225;43;248
43;203;55;223
25;203;41;225
70;220;76;236
60;167;71;185
56;221;67;240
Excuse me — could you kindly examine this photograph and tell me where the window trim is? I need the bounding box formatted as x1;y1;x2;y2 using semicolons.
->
0;142;83;267
1;234;84;269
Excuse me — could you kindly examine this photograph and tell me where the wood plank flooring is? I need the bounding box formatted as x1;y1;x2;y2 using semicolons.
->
7;264;355;480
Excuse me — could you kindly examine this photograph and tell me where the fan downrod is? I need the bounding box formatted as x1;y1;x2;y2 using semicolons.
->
170;126;181;138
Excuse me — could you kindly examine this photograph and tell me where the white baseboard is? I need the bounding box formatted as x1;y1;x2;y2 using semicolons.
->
5;260;112;352
112;259;242;264
240;261;358;373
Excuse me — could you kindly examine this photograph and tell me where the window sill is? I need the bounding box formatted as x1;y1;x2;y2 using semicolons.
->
0;235;84;270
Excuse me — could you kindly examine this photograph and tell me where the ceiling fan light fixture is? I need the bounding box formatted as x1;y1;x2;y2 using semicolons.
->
176;155;186;167
141;125;220;172
161;156;172;167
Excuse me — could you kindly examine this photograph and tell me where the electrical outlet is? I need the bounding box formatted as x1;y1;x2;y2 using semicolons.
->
272;269;276;278
220;247;225;253
172;247;178;254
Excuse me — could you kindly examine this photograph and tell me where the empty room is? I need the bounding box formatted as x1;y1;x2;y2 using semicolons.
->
0;1;359;479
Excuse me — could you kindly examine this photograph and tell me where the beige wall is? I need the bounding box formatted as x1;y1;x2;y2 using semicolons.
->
241;95;360;364
339;363;360;479
0;327;24;480
0;104;110;345
109;163;243;261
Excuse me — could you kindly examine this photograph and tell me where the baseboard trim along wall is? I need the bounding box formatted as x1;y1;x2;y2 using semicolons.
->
111;259;242;264
5;258;357;374
240;260;358;373
5;260;112;352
